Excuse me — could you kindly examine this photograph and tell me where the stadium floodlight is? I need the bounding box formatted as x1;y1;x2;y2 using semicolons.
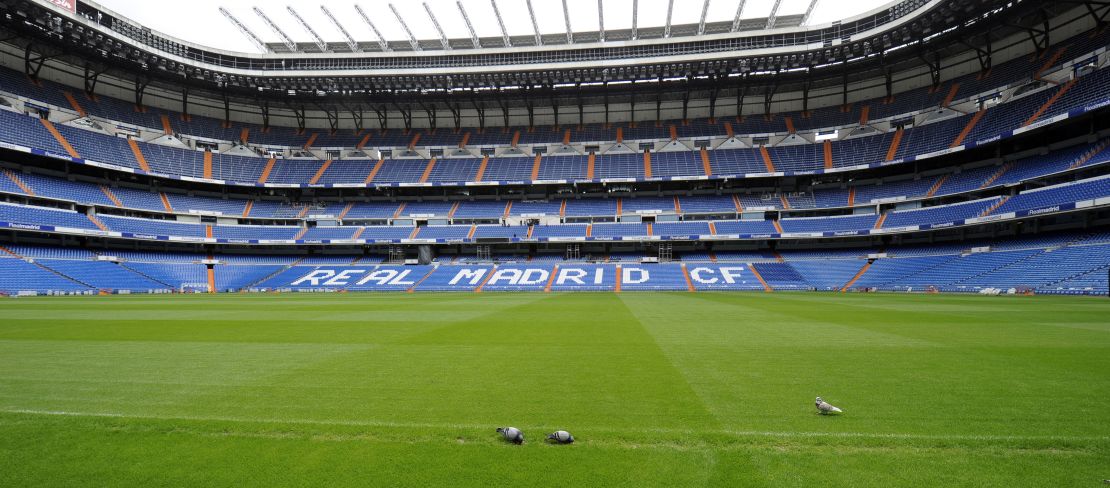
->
354;4;391;52
766;0;784;29
663;0;674;38
525;0;542;46
219;7;269;53
389;3;423;51
286;6;327;52
320;5;359;52
423;3;452;50
631;0;638;40
801;0;820;26
697;0;711;35
490;0;512;47
456;1;481;48
730;0;747;32
597;0;605;41
561;0;573;44
253;6;297;53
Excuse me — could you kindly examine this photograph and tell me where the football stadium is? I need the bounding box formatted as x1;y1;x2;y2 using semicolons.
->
0;0;1109;485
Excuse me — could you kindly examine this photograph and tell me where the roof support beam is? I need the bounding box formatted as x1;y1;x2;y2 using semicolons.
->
286;6;327;52
597;0;605;41
183;86;191;121
447;102;461;131
698;0;712;35
390;3;423;51
420;102;437;131
631;0;638;40
253;7;297;53
83;62;106;97
730;0;747;32
629;90;636;123
490;0;512;47
354;5;391;52
764;72;779;117
801;75;811;113
655;84;662;123
1082;0;1110;29
561;0;574;44
457;1;481;49
958;35;992;74
320;5;359;52
219;7;268;53
765;0;783;29
373;105;388;130
800;0;820;26
525;95;535;129
576;84;584;125
525;0;542;46
917;48;941;89
348;104;364;132
664;0;675;38
735;75;747;117
708;79;719;120
318;104;340;134
682;84;691;121
392;102;413;131
496;95;509;128
134;74;150;110
423;2;452;50
551;95;559;127
471;99;486;131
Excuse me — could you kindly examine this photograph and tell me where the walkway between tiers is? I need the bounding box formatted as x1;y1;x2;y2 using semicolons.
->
952;110;985;147
759;146;776;172
1024;79;1076;126
99;185;123;206
841;262;872;291
3;169;34;196
886;128;904;160
40;119;80;158
748;264;773;292
126;139;151;172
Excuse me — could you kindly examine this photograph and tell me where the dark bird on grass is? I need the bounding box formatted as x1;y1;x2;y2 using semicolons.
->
546;430;574;444
496;427;524;444
815;397;843;415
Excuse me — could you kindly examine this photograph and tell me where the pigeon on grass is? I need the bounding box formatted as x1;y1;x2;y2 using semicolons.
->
546;430;574;444
815;397;843;415
496;427;524;444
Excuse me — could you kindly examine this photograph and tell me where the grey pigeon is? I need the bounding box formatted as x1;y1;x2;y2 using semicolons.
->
546;430;574;444
815;396;843;415
496;427;524;444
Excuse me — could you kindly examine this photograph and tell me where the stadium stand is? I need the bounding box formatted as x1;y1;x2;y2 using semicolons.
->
2;230;1107;295
1;44;1109;186
0;4;1108;298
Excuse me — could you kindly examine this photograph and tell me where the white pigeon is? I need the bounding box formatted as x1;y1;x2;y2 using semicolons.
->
496;427;524;444
815;396;843;415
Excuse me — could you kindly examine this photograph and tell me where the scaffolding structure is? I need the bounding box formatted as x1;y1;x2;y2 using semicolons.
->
476;245;492;262
658;242;673;262
565;243;581;261
388;245;406;263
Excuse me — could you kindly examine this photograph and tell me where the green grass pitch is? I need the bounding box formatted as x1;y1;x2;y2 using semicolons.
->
1;292;1108;486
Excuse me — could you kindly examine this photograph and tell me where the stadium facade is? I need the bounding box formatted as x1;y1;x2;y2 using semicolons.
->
0;0;1108;295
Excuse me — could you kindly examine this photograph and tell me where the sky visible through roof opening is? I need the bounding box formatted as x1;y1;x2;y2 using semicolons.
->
96;0;892;53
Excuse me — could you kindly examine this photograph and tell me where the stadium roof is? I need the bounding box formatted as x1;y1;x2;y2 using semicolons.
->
96;0;892;54
4;0;1075;112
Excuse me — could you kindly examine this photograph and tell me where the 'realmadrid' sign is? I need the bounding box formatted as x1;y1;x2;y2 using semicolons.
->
43;0;77;14
267;263;768;292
